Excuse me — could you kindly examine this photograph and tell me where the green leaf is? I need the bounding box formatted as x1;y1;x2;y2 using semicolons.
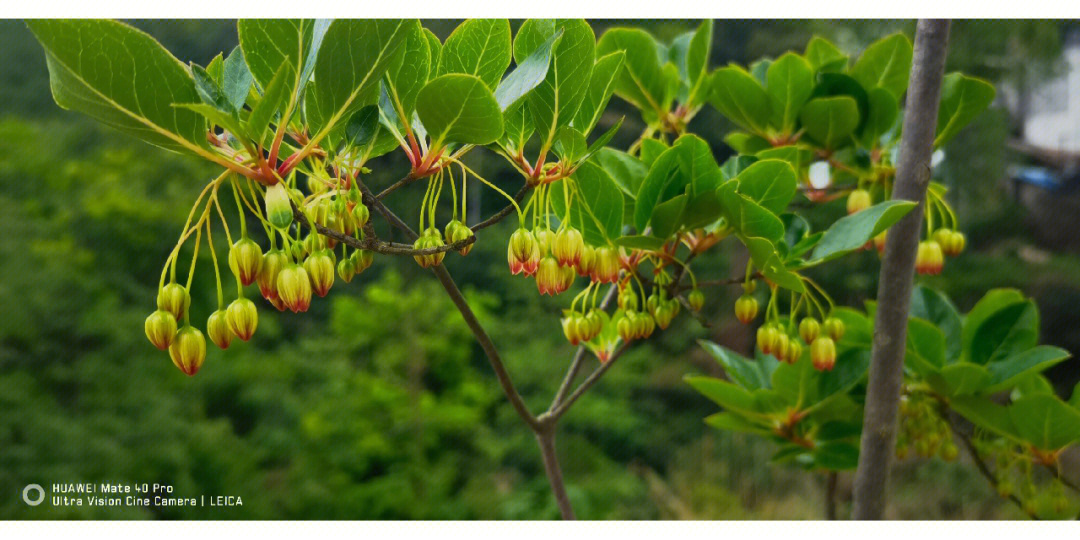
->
597;28;672;119
685;376;764;417
501;100;534;152
494;30;561;111
640;138;668;167
810;200;916;262
191;63;233;114
295;19;330;102
905;318;946;376
719;186;784;242
245;62;292;145
850;33;913;99
27;19;207;154
383;22;432;118
799;96;859;149
515;19;595;146
310;20;416;143
173;103;246;143
573;51;625;135
804;36;847;72
935;73;996;148
949;396;1022;441
650;193;689;238
614;235;666;251
634;135;721;232
205;54;224;86
704;412;772;435
594;148;646;198
439;19;512;90
935;363;992;396
968;301;1039;365
809;72;870;130
577;117;623;167
237;19;310;98
679;19;713;107
816;348;871;403
831;307;873;350
342;104;397;161
553;126;587;163
766;52;814;134
709;66;772;135
734;159;797;214
814;442;860;470
223;46;253;112
416;74;504;147
550;161;624;245
860;87;899;146
698;340;775;390
985;346;1071;394
910;285;963;362
961;289;1026;360
720;155;759;179
724;132;771;154
1009;395;1080;451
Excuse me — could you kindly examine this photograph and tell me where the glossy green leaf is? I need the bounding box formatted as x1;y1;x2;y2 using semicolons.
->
815;349;871;404
799;96;859;149
681;19;713;107
704;412;772;435
685;375;763;417
494;29;560;111
310;19;415;142
766;52;814;134
191;63;233;114
553;126;587;163
709;65;772;134
649;193;688;238
550;161;624;245
515;19;595;146
734;159;797;214
173;103;245;142
634;135;721;232
985;346;1071;394
245;62;292;145
804;36;847;72
850;33;913;99
27;19;207;154
968;301;1039;365
910;285;963;362
295;19;330;102
594;148;646;198
961;289;1026;360
639;138;668;167
597;27;672;118
830;307;873;350
416;74;504;147
719;186;785;242
949;396;1022;441
342;104;398;162
698;341;775;390
1009;395;1080;451
383;22;432;118
935;73;996;148
439;19;512;91
237;19;310;98
501;100;534;152
905;318;946;376
860;87;899;146
724;132;771;154
810;200;915;262
223;46;253;112
573;51;625;135
935;362;992;396
577;117;623;167
614;235;666;251
813;442;860;470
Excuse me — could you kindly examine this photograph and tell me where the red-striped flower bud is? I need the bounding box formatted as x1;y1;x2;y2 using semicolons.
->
157;283;190;321
144;310;178;350
757;325;778;355
935;229;965;257
338;256;357;284
618;286;638;312
734;294;758;324
226;297;258;341
561;313;583;346
786;339;803;365
552;227;584;267
617;312;636;342
811;336;837;371
277;263;312;313
534;229;553;257
916;240;944;275
445;220;474;256
353;202;370;229
688;289;705;312
305;249;336;297
575;245;595;277
207;309;233;350
228;237;264;286
847;188;872;214
169;325;206;376
265;182;293;230
352;249;374;274
773;333;790;362
591;247;620;284
507;228;537;276
822;316;845;342
799;317;821;344
413;228;446;268
258;249;288;303
536;256;572;295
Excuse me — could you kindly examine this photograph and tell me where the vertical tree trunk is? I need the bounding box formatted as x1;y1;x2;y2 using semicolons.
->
851;19;951;520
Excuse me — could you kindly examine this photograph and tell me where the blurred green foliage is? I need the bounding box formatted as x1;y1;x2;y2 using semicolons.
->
2;19;1077;519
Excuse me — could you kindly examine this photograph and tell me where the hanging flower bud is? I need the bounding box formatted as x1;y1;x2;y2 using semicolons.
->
534;229;554;257
941;230;965;257
207;309;233;350
734;294;758;324
338;256;356;284
265;182;293;230
144;310;178;350
637;311;656;339
507;228;538;276
811;337;837;371
352;248;374;274
618;286;639;312
590;247;619;284
847;188;872;214
413;228;446;268
157;283;191;321
654;302;676;330
556;265;575;294
169;325;206;376
799;317;821;344
823;316;845;342
353;202;370;229
617;312;636;342
561;313;583;345
226;297;258;341
757;325;779;355
552;227;584;267
688;289;705;312
786;339;803;364
277;263;312;313
258;249;288;303
576;245;595;277
536;256;565;296
916;240;944;275
646;293;660;315
444;220;475;256
305;249;336;297
228;237;264;287
773;333;790;362
873;230;888;255
307;175;328;195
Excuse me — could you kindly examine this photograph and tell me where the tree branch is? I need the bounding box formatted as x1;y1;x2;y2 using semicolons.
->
548;285;618;411
536;429;575;519
945;414;1038;519
547;342;631;422
852;19;951;520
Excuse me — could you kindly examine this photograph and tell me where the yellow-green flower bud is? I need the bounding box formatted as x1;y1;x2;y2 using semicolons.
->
228;237;264;287
169;325;206;376
144;310;178;350
265;183;293;230
207;309;233;350
157;283;190;321
226;297;258;341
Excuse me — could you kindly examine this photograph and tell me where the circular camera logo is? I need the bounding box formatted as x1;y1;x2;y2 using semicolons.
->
23;484;45;506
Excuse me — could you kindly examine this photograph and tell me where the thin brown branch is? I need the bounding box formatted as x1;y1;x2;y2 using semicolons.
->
945;414;1037;519
548;284;618;411
536;429;575;520
547;342;632;422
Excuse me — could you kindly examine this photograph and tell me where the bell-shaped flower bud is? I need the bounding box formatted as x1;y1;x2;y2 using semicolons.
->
916;240;945;275
157;283;191;321
822;316;845;342
575;245;596;277
353;202;370;229
773;333;790;362
507;228;536;276
811;337;837;371
618;286;639;312
445;219;475;256
654;303;676;330
144;310;178;350
226;297;258;341
561;313;582;346
617;312;636;342
206;309;233;350
591;247;619;284
169;325;206;376
265;183;293;230
352;248;374;273
258;249;288;303
757;325;779;355
228;237;264;286
688;289;705;312
938;229;965;257
535;256;563;296
413;228;446;268
534;228;554;257
338;256;357;284
277;263;312;313
799;317;821;344
846;188;872;214
552;228;584;267
786;339;803;365
734;294;759;324
305;249;336;297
